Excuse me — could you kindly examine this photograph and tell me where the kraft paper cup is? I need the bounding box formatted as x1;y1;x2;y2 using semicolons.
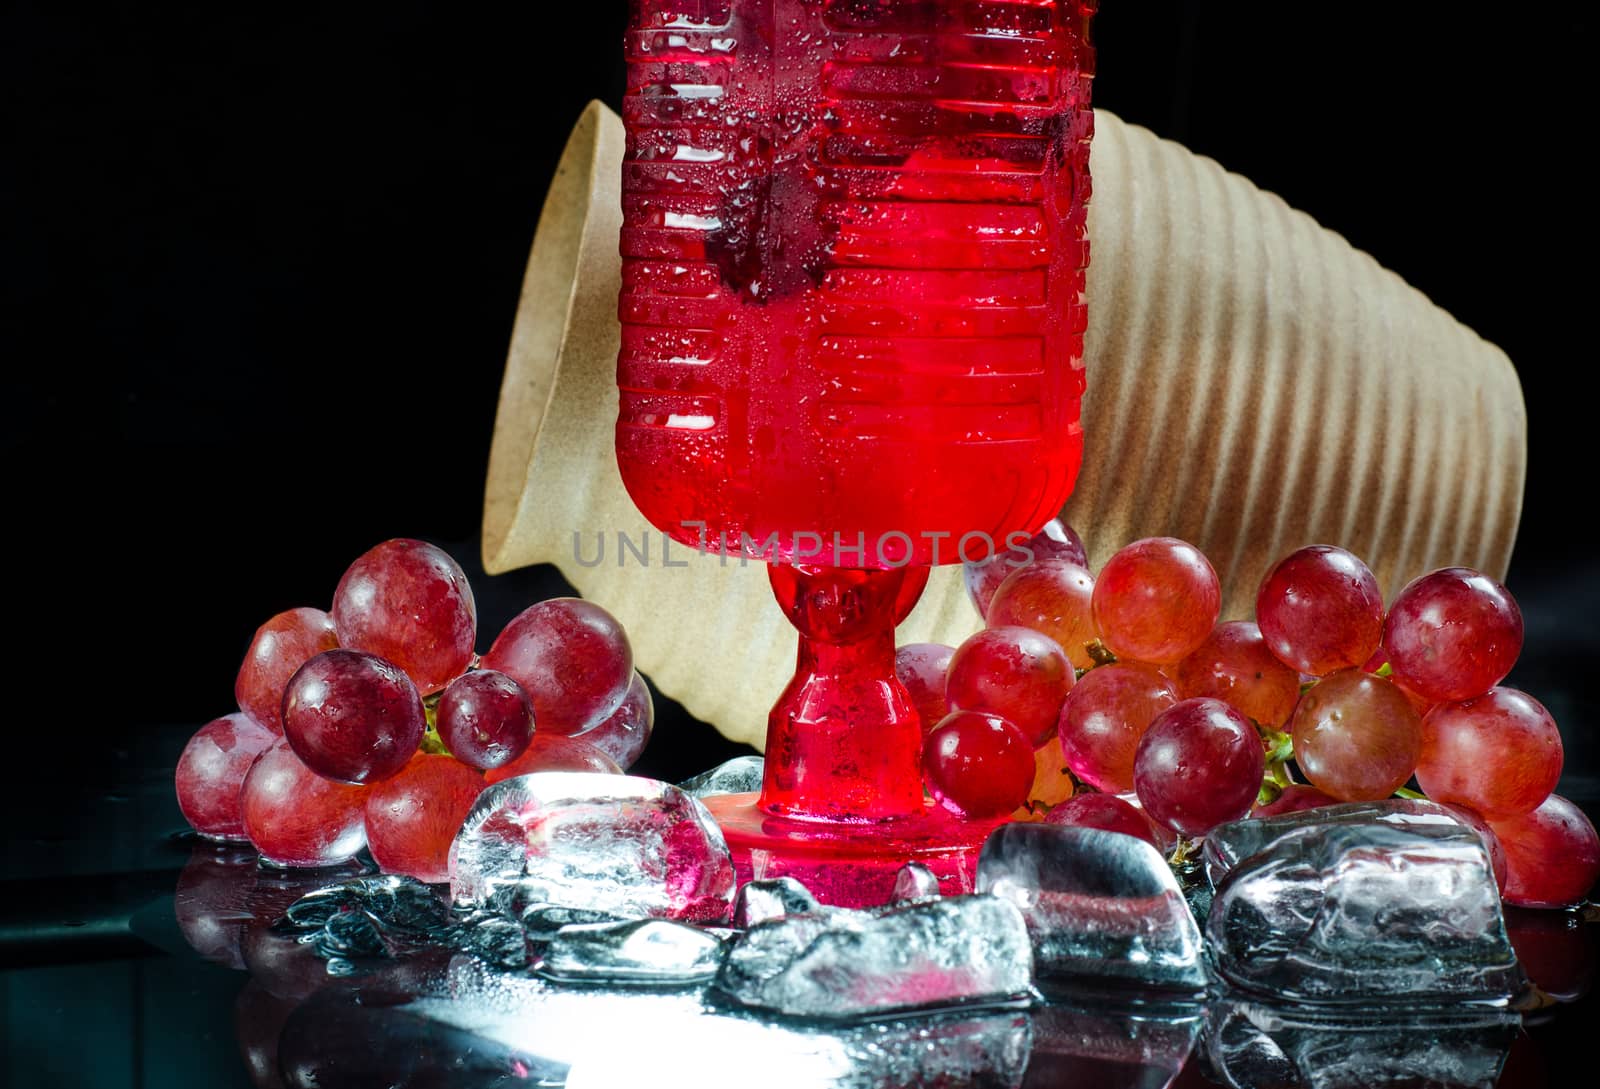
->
483;101;1525;751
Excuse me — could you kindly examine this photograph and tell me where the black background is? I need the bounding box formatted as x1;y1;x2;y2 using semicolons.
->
4;3;1595;795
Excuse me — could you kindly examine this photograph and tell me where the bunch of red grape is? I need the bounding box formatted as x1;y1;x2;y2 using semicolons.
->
901;522;1599;909
175;539;644;882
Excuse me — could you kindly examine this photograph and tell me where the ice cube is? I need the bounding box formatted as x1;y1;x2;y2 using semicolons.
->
317;909;387;959
278;874;452;968
678;755;764;798
521;903;629;941
976;823;1205;994
732;876;822;928
716;911;840;1002
283;874;447;933
1206;998;1519;1089
450;773;737;924
477;874;554;919
1207;823;1524;1002
891;862;943;903
537;919;726;985
448;910;531;969
1204;798;1494;887
714;895;1032;1020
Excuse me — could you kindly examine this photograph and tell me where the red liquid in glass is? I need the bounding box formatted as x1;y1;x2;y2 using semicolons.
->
620;0;1095;904
620;0;1092;567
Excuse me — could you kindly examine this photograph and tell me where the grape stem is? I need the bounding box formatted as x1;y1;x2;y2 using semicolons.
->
1257;726;1294;766
419;723;451;757
1083;640;1117;669
1167;834;1201;868
1254;723;1296;803
1392;785;1426;801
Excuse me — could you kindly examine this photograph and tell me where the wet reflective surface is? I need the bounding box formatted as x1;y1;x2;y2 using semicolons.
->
2;724;1597;1088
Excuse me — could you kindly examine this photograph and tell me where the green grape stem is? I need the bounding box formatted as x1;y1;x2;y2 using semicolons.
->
1255;722;1296;801
419;722;451;757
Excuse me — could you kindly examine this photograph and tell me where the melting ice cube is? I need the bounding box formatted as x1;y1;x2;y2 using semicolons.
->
1204;798;1496;887
713;895;1032;1020
521;903;630;941
732;876;822;928
891;861;943;903
678;755;765;798
449;773;737;925
538;919;726;985
1207;823;1524;1003
976;823;1205;994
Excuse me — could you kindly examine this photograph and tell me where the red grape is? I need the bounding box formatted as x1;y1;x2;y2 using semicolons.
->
176;713;279;840
923;710;1035;819
1255;545;1384;677
480;598;633;735
946;626;1074;746
331;539;477;694
481;733;622;784
964;518;1087;618
985;558;1100;671
1365;646;1438;717
575;671;655;770
1176;621;1302;727
436;669;534;771
1118;792;1178;852
1133;698;1264;836
281;650;427;784
1091;538;1221;664
1056;661;1180;794
241;741;368;867
1382;567;1523;703
1288;668;1422;801
1416;688;1563;820
1044;792;1159;847
1490;794;1600;908
235;607;338;732
363;753;484;884
1252;783;1337;817
895;643;954;735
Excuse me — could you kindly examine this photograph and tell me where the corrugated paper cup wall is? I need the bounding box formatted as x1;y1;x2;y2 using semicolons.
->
483;101;1526;751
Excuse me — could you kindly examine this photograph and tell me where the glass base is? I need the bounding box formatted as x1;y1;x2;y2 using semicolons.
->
701;791;1006;909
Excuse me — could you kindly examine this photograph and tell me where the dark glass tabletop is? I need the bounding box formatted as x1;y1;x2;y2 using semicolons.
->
2;709;1593;1089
